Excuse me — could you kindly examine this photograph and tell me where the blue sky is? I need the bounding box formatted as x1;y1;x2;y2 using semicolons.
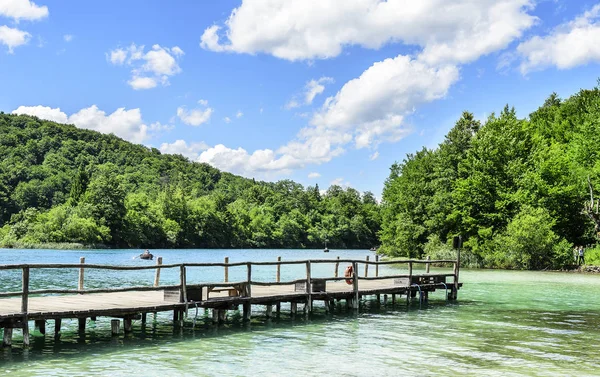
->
2;0;600;197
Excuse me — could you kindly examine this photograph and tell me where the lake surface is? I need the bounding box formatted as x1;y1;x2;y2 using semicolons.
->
1;248;600;376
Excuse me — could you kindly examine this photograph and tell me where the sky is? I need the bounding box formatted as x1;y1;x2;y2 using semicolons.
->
2;0;600;197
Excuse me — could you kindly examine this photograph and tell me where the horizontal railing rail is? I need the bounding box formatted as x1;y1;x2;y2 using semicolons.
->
0;254;460;330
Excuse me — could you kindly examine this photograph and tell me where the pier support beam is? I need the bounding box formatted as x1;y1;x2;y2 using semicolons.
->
124;318;133;333
266;305;273;318
219;309;227;323
243;303;251;321
22;322;30;347
276;303;281;316
78;318;86;332
290;302;297;317
141;313;147;325
54;319;61;338
35;320;46;335
2;328;12;347
111;319;120;335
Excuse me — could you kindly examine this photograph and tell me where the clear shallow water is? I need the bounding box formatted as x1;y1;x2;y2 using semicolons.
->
1;249;600;376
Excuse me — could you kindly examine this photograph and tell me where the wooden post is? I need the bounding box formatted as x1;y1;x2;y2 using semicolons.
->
454;246;461;300
224;257;229;282
352;261;359;309
276;302;281;316
54;319;61;338
153;257;163;287
212;309;219;324
246;263;252;297
243;303;251;321
180;265;188;304
383;294;388;306
35;320;46;335
334;256;340;277
365;255;369;277
375;255;379;277
22;266;30;347
218;309;226;323
2;328;13;347
78;318;86;332
141;313;147;325
78;257;85;291
266;305;273;318
392;294;396;306
408;261;413;283
290;302;297;316
276;256;281;283
111;319;120;335
124;318;133;333
425;256;431;273
306;261;312;313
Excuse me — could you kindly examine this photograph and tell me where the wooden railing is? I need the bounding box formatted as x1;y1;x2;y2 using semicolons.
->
0;256;460;311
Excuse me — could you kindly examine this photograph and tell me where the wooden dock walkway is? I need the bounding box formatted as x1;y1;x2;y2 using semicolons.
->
0;256;461;347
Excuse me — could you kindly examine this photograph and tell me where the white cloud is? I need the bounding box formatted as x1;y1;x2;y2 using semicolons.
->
12;105;67;123
286;77;334;109
197;99;208;106
308;172;321;178
63;34;73;42
305;77;333;104
199;144;301;178
311;55;458;150
517;4;600;74
330;177;351;188
128;76;157;90
236;111;243;118
201;0;535;64
12;105;154;143
224;116;231;123
369;151;379;160
0;0;48;22
177;105;213;126
107;44;184;89
109;48;127;65
159;139;209;160
0;25;30;53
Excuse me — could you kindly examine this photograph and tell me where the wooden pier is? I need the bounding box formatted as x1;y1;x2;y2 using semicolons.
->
0;256;461;347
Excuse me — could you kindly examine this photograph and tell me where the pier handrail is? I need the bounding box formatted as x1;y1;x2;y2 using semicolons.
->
0;255;460;317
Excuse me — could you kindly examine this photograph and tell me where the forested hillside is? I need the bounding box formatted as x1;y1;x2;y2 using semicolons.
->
0;114;380;249
380;84;600;269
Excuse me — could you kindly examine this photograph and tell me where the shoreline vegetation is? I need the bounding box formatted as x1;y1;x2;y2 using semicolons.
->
378;83;600;270
3;83;600;270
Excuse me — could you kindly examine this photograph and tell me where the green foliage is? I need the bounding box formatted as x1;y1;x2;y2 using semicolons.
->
0;113;380;249
381;85;600;269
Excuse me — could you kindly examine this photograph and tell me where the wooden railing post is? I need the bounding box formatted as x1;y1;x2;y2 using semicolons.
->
276;256;281;283
22;266;30;346
425;256;431;274
224;257;229;282
78;257;85;292
180;265;187;304
306;261;312;312
246;263;252;297
352;261;359;309
153;257;163;287
375;255;379;277
334;256;340;277
408;261;413;284
364;255;369;277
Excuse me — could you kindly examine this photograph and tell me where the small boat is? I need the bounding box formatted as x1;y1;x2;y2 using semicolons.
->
140;250;153;260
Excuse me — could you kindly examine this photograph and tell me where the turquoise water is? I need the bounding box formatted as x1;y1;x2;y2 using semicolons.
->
1;249;600;376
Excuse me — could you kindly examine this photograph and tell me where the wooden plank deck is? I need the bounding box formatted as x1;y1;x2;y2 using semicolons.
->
0;278;455;320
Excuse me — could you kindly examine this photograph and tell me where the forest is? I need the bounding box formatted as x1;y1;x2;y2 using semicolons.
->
3;84;600;270
379;84;600;269
0;113;380;249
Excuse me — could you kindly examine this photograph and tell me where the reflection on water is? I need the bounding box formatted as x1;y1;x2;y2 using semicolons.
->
1;248;600;376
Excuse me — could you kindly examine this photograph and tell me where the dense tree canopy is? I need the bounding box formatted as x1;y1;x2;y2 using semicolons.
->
0;113;380;249
380;84;600;269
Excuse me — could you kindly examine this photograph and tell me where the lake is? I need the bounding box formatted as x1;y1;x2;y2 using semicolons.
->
1;248;600;376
